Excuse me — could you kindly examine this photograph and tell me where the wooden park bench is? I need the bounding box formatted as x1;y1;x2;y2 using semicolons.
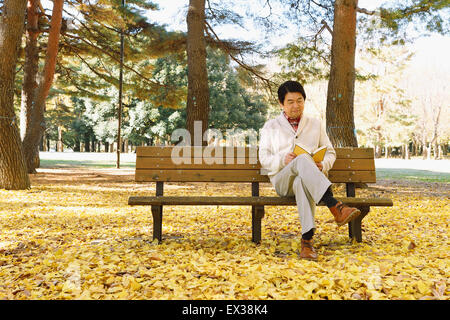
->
128;146;393;243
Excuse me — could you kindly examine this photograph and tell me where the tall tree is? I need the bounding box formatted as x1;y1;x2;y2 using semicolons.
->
183;0;274;146
56;0;182;102
327;0;450;147
326;0;358;147
21;0;64;173
0;0;30;190
20;0;39;141
186;0;209;145
276;0;449;146
356;46;415;158
50;0;184;154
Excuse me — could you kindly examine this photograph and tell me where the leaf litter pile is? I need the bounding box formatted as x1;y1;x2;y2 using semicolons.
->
0;168;448;300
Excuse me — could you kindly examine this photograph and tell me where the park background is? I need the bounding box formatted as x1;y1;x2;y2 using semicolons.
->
0;0;449;300
30;0;450;160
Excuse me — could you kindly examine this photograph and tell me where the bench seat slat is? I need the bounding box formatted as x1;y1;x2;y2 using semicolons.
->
136;158;260;169
128;196;393;207
328;170;376;183
136;158;375;171
334;148;374;159
135;169;269;182
136;146;375;159
137;146;258;158
135;169;376;183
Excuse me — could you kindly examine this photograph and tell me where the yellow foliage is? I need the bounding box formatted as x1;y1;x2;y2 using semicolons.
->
0;169;448;300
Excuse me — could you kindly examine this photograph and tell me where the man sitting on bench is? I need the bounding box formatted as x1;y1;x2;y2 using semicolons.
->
258;80;361;261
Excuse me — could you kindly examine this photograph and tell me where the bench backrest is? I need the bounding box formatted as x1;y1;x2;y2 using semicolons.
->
135;146;376;183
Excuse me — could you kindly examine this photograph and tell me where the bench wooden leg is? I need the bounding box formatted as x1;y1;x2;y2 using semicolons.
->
252;205;265;244
151;205;163;243
348;206;370;243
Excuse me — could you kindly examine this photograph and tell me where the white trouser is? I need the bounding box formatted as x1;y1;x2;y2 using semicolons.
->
269;154;332;235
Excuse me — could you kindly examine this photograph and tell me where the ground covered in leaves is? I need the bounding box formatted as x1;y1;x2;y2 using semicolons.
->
0;168;448;300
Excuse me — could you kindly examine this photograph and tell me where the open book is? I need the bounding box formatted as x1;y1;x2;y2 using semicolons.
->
293;144;327;162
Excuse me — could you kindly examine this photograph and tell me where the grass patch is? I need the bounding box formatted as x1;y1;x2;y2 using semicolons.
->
40;159;136;169
377;168;450;183
41;159;449;182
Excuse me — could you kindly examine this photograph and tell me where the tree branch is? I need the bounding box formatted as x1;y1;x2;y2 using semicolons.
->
57;61;106;98
37;0;45;15
204;20;274;89
357;7;378;15
72;49;117;85
320;19;333;35
261;0;273;19
310;0;333;11
62;33;165;88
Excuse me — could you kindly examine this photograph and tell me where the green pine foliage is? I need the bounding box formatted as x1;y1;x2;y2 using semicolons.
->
56;0;185;102
206;49;267;133
379;0;450;36
56;46;269;150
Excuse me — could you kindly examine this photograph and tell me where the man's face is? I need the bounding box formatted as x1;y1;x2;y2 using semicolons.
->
279;92;304;119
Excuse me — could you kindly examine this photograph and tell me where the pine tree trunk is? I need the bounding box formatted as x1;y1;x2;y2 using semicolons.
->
437;144;442;159
22;0;63;173
57;126;63;152
0;0;31;190
375;144;381;158
20;0;39;141
42;134;48;151
433;142;438;160
84;133;90;152
326;0;358;147
427;144;431;160
74;140;80;152
186;0;209;146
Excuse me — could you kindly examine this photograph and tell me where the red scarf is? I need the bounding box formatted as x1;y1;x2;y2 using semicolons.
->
283;112;301;132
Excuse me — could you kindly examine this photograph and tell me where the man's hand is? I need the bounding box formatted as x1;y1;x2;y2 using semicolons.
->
284;152;297;165
284;153;323;171
315;162;323;171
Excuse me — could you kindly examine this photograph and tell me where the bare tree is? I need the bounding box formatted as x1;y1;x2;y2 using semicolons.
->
403;59;449;159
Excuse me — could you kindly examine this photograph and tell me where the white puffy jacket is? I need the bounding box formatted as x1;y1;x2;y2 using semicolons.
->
258;112;336;179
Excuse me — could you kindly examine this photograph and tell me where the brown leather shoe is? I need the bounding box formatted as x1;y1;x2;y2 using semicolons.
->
299;239;318;261
329;201;361;227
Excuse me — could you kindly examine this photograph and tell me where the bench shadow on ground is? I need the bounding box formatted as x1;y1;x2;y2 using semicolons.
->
33;167;449;195
32;168;136;185
27;167;448;235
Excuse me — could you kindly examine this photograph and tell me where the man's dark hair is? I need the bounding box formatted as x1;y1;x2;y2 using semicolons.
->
277;80;306;104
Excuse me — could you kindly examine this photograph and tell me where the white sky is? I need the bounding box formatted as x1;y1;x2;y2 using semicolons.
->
144;0;449;68
41;0;449;72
